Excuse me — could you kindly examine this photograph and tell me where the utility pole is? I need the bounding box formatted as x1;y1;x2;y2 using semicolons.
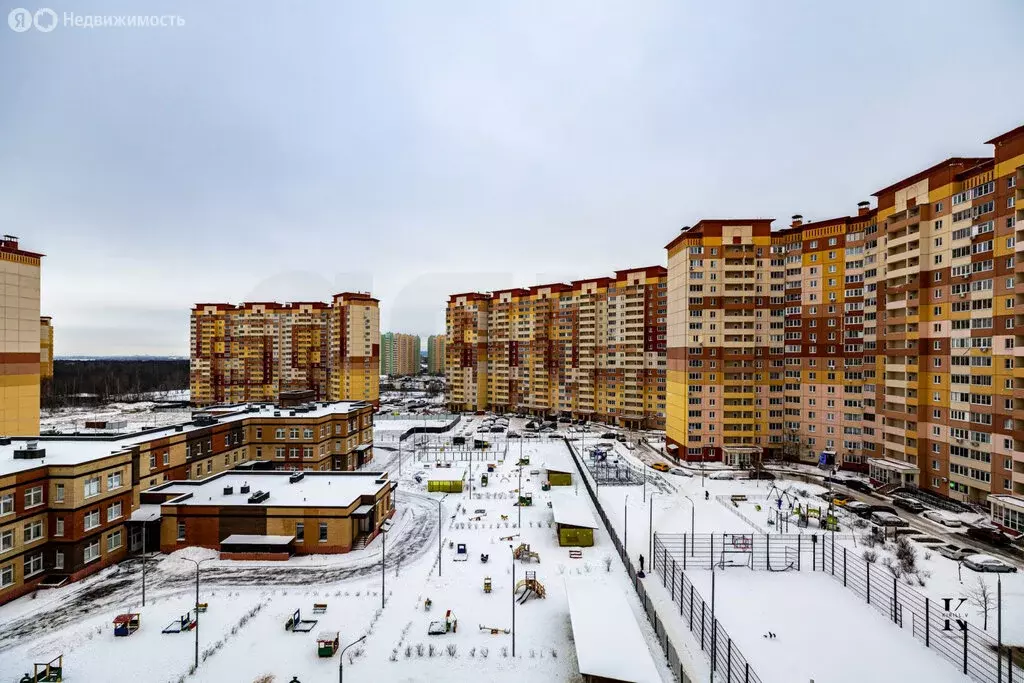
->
510;544;516;657
141;524;147;606
182;557;212;671
648;493;655;568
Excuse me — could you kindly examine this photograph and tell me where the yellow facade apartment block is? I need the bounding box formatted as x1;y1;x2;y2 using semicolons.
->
39;316;53;380
1;236;42;437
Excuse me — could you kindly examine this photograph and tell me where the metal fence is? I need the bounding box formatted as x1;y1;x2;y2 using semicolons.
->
565;440;697;683
657;532;1022;683
653;536;764;683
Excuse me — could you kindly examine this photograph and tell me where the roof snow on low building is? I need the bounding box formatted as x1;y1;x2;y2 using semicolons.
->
541;448;575;475
564;578;661;683
220;534;295;546
426;465;467;482
551;495;598;529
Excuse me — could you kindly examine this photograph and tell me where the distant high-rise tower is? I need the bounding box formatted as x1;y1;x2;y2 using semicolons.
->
380;333;421;376
190;293;380;406
426;335;446;374
0;235;43;436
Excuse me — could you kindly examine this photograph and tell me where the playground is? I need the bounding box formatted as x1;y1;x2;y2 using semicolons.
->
0;430;673;683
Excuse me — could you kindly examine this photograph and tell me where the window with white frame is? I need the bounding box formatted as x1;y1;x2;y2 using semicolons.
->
24;552;44;576
107;471;122;490
0;564;12;587
83;477;100;498
107;501;122;521
83;540;100;564
23;520;42;543
107;529;122;552
84;509;100;531
0;494;13;516
55;518;64;536
25;486;43;508
0;529;12;553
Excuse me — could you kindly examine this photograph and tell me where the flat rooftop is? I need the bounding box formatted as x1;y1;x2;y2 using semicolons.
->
0;401;371;477
147;471;391;509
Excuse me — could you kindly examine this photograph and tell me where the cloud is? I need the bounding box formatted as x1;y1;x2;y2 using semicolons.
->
2;0;1022;354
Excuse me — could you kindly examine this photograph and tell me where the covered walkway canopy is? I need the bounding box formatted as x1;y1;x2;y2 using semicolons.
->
564;578;661;683
220;534;294;555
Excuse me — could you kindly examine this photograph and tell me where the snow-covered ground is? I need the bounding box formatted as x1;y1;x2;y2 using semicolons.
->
562;433;1024;683
41;401;193;434
0;432;674;683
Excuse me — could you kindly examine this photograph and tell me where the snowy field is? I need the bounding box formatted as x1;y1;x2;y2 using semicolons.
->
0;435;673;683
41;401;193;434
686;569;971;683
561;433;1024;683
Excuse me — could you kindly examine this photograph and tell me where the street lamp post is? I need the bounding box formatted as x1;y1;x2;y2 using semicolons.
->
518;462;523;528
141;523;147;607
509;544;517;657
181;557;213;671
380;519;393;609
437;495;446;577
648;493;656;570
338;634;367;683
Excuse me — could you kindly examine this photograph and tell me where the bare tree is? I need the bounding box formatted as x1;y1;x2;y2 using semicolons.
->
966;576;995;631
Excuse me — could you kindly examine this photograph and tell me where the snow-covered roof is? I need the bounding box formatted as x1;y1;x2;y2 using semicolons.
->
149;471;390;509
868;458;919;473
129;505;162;522
564;578;661;683
426;465;466;482
988;494;1024;512
551;495;598;529
221;534;295;546
541;449;575;474
0;401;371;477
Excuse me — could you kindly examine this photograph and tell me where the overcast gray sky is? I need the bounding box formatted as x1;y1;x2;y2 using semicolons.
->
2;0;1023;356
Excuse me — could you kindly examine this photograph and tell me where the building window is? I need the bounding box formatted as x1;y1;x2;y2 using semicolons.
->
55;518;64;537
83;477;100;499
296;522;304;541
0;530;12;553
107;530;123;552
275;429;285;439
0;494;13;516
107;501;122;521
289;428;299;440
177;522;186;541
54;484;65;503
24;552;44;576
303;428;314;440
163;452;170;466
255;447;263;459
303;447;313;460
54;551;64;570
25;486;43;508
107;471;123;490
275;447;285;459
319;522;328;542
149;454;156;469
206;461;213;473
83;540;100;564
84;509;100;531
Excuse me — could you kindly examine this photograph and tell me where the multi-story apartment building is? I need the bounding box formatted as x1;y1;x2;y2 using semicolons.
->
665;123;1024;515
446;267;668;428
0;400;377;605
190;293;379;406
39;317;53;381
426;335;446;375
380;332;421;376
0;235;43;437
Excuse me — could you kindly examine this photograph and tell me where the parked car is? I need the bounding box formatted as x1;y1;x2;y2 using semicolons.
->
506;431;521;438
936;544;977;562
857;504;897;518
669;467;692;477
452;436;466;446
870;511;909;527
709;471;735;480
650;462;670;472
891;495;925;513
558;417;572;424
843;501;872;516
821;493;851;506
748;470;776;481
962;554;1018;573
522;433;539;439
966;526;1013;547
843;479;874;494
600;432;617;439
616;434;628;443
922;510;963;527
489;426;505;433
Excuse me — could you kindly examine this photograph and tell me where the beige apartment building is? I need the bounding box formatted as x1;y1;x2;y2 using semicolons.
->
190;293;380;407
665;123;1024;513
39;317;53;381
426;334;446;374
1;235;43;437
446;267;668;428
